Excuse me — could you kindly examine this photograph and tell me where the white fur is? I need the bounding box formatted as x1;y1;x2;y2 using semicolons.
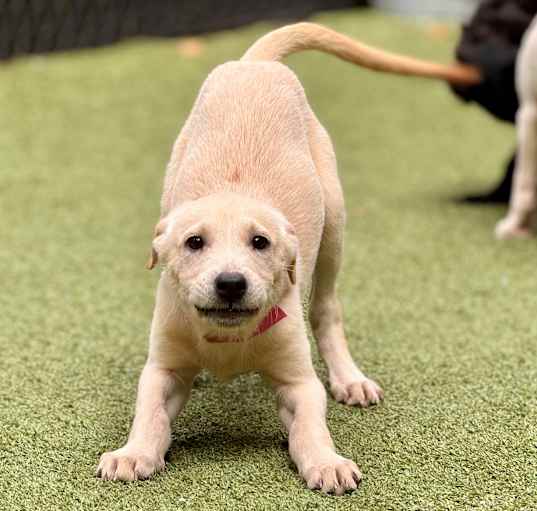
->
496;15;537;239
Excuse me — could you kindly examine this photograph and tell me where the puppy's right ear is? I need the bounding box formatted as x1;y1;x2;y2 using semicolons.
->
146;218;168;270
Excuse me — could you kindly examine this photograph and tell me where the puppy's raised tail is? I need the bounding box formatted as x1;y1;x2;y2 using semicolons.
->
241;22;481;86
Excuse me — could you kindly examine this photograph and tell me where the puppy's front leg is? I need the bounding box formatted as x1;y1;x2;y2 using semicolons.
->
97;363;197;481
274;377;362;495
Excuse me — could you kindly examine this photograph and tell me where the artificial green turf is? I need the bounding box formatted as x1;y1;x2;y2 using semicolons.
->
1;9;536;510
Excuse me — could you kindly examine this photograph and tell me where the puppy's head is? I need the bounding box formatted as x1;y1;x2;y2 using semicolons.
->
148;193;297;334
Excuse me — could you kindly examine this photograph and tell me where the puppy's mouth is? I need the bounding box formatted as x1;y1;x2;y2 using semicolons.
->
195;305;259;327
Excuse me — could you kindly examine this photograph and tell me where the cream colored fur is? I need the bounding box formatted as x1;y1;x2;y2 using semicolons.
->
95;23;398;495
496;16;537;239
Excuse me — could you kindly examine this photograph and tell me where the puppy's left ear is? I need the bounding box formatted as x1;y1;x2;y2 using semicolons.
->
146;217;168;270
283;222;298;286
287;256;296;285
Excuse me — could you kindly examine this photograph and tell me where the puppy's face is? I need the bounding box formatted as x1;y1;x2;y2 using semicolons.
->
149;195;297;333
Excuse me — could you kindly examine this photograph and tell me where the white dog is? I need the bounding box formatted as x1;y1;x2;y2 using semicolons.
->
496;16;537;239
96;23;479;494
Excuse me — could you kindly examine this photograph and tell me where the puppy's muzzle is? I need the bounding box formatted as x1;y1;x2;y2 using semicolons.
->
195;272;259;327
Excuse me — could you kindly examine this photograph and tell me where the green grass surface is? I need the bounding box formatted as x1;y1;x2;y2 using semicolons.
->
1;9;536;511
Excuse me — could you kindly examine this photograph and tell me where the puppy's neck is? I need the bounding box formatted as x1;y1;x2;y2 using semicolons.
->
204;305;287;344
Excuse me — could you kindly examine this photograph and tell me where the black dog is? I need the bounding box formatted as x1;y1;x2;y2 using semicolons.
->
452;0;537;203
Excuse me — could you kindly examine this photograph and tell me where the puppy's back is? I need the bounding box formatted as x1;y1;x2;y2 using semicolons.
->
168;61;320;205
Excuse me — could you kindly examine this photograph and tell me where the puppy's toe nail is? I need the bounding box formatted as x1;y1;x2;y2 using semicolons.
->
307;477;322;491
342;477;357;492
321;475;338;494
305;468;322;490
363;381;384;404
330;384;347;403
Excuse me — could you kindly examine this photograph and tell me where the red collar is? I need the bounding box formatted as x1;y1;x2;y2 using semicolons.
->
205;305;287;343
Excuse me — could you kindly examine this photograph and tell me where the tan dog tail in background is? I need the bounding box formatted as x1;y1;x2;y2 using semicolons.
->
241;22;481;86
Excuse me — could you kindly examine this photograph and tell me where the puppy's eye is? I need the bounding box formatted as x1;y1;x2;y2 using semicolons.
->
185;236;204;251
252;235;270;250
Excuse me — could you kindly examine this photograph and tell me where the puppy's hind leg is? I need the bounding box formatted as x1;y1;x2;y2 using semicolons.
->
496;103;537;239
310;230;383;407
307;116;382;407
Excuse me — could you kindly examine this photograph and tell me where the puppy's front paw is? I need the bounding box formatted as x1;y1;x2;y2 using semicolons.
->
303;455;362;495
96;448;164;481
331;377;383;407
495;216;534;240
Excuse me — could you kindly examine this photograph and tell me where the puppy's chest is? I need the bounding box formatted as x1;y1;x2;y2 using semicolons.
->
195;341;263;381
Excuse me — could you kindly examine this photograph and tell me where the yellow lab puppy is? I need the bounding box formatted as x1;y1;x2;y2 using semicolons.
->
97;23;478;494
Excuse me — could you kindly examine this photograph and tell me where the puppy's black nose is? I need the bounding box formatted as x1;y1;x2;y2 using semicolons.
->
215;272;247;302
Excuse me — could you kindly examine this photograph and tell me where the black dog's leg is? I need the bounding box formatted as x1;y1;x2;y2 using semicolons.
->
460;152;515;204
